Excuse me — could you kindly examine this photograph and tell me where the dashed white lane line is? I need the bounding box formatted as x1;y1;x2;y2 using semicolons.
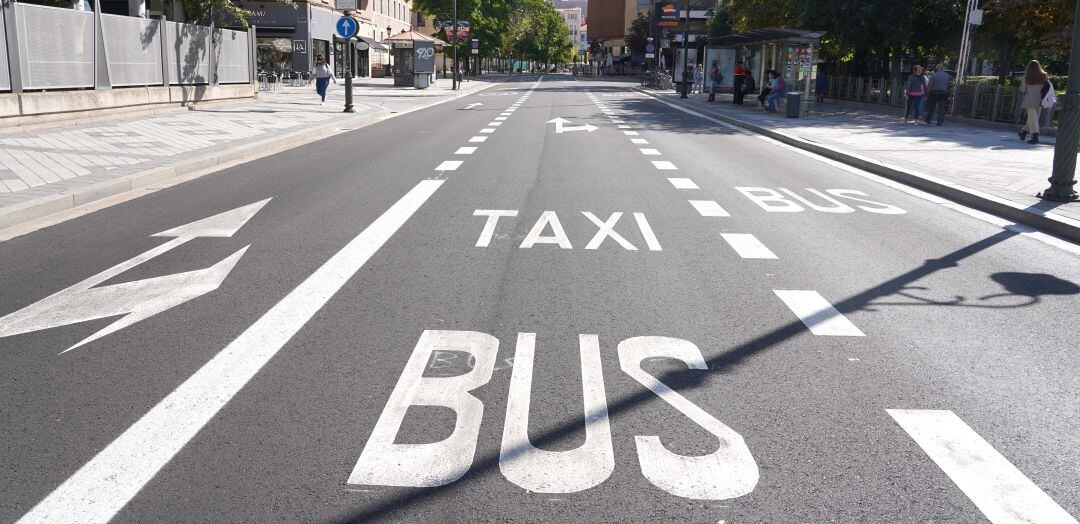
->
630;138;649;144
488;122;502;126
773;290;865;337
469;136;488;143
652;160;677;170
688;200;730;217
435;160;463;171
888;409;1079;524
667;177;698;189
15;179;446;524
494;117;508;121
500;113;511;117
720;233;777;259
455;147;477;155
617;125;631;129
624;131;640;136
480;128;496;133
640;148;661;155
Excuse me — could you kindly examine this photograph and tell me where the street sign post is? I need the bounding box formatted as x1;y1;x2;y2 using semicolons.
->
336;17;359;39
335;17;358;113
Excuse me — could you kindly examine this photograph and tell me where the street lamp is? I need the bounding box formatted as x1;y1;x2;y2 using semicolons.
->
1039;0;1080;202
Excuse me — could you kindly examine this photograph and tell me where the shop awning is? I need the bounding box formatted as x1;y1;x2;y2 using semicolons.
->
358;36;387;51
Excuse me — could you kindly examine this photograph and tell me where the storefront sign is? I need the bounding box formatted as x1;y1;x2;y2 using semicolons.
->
655;2;680;27
292;39;307;53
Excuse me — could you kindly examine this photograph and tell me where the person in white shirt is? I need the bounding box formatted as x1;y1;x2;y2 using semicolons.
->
311;55;336;105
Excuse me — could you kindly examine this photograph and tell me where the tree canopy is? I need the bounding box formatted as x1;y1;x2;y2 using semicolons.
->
412;0;574;63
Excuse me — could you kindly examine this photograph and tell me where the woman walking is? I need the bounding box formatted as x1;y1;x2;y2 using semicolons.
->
311;55;336;105
1018;60;1052;144
902;65;926;123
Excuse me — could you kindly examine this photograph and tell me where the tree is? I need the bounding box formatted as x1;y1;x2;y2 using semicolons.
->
627;11;652;56
977;0;1075;81
706;5;733;43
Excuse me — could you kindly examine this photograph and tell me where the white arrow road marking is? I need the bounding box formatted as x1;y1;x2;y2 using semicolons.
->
0;199;270;353
546;117;597;134
464;102;483;109
16;181;441;524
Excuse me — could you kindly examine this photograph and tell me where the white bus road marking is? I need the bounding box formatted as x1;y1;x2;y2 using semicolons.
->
773;290;865;337
720;233;777;259
435;160;463;171
887;409;1079;524
652;161;677;170
688;200;730;217
455;147;477;155
16;180;445;524
668;178;698;189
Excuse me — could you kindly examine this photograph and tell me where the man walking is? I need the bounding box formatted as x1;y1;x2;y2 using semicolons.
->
923;63;950;126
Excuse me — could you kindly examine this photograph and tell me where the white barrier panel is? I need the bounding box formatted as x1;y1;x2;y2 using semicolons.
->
0;15;10;91
101;14;163;87
167;21;210;85
15;3;94;89
214;27;248;84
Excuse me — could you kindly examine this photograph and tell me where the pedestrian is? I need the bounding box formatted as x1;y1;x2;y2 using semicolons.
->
739;66;753;105
733;61;746;105
815;66;827;103
902;65;927;123
1018;59;1054;144
707;60;722;102
694;64;704;94
758;70;774;107
923;63;950;126
764;71;786;112
311;55;336;106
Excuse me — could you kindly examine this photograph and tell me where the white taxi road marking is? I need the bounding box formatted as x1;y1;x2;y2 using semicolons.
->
888;409;1078;524
689;200;730;217
720;233;777;259
17;180;445;524
773;290;865;337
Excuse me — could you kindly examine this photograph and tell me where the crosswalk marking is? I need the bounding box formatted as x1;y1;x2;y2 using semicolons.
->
888;410;1078;524
773;290;865;336
720;233;777;259
688;200;730;217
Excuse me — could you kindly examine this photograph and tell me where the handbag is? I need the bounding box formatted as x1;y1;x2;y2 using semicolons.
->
1041;81;1057;109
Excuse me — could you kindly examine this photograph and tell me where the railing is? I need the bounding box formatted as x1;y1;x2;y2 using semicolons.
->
0;3;254;93
823;75;1057;127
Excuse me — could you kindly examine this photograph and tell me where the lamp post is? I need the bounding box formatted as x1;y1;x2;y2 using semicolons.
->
1038;0;1080;202
452;0;459;90
680;1;689;98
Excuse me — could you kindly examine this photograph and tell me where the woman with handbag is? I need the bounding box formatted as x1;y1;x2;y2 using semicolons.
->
902;65;926;123
1018;60;1053;144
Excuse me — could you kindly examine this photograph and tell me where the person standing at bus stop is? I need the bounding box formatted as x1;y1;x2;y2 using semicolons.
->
311;55;336;106
733;61;746;105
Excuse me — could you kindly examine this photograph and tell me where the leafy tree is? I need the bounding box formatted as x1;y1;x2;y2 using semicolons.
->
706;5;733;42
627;10;652;55
977;0;1075;81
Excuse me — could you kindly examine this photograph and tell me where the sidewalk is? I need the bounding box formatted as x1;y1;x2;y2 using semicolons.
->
638;88;1080;241
0;77;496;230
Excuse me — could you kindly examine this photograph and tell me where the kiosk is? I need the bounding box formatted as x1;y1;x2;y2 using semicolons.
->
385;31;447;88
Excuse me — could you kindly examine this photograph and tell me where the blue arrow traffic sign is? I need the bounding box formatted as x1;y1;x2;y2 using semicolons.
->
336;17;359;39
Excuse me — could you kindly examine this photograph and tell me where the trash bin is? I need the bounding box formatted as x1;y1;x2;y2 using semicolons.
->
415;72;430;89
785;92;801;118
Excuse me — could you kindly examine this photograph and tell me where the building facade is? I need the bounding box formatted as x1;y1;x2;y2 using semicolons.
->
556;7;582;50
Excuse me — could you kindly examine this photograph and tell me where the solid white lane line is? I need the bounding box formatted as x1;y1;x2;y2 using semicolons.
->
17;180;445;524
668;178;698;189
688;200;730;217
455;147;477;155
469;136;488;143
773;290;865;337
630;138;649;144
623;131;639;136
435;160;463;171
720;233;777;259
480;128;496;133
640;148;661;155
652;160;677;170
887;409;1079;524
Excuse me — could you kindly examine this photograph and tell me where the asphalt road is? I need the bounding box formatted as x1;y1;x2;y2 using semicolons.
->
1;75;1079;523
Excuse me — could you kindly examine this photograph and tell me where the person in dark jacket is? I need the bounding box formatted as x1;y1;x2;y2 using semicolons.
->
923;63;951;126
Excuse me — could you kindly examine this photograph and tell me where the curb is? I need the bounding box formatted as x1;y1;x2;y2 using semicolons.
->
635;87;1080;244
0;82;496;232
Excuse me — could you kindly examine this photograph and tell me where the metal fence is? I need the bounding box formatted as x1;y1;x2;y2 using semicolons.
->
1;2;253;92
823;76;1056;127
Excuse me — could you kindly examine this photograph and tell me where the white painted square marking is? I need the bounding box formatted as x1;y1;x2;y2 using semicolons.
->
624;131;640;136
688;200;730;217
480;128;496;133
455;147;477;155
773;290;865;336
651;160;676;169
639;148;661;155
720;234;777;259
435;160;463;171
630;138;649;144
888;409;1078;524
469;136;488;143
667;177;698;189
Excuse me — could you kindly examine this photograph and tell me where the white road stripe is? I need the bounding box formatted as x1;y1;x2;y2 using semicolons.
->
455;147;477;155
488;122;502;126
495;117;508;121
773;290;865;336
617;125;631;129
633;213;662;251
640;148;661;155
720;233;777;259
17;180;445;524
688;200;730;217
667;178;699;189
435;160;463;171
623;131;639;136
480;128;496;133
652;161;677;170
500;113;511;117
469;136;488;143
887;409;1078;524
630;138;649;144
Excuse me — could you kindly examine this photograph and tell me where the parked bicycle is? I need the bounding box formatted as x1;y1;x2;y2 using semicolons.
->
641;70;673;90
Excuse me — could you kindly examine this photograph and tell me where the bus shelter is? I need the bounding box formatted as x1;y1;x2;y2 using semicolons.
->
708;29;826;115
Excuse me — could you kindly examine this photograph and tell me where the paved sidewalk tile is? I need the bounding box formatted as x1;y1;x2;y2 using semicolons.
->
646;89;1080;223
